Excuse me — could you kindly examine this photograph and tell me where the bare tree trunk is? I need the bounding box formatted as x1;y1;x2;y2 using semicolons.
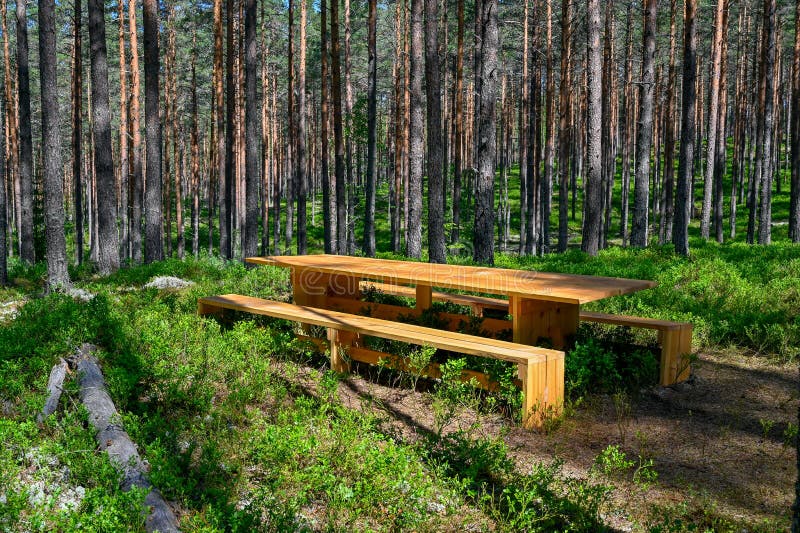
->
557;0;571;252
518;0;529;254
16;0;34;262
425;0;444;263
713;6;729;243
660;0;678;244
88;0;120;275
214;0;225;257
700;0;727;239
472;0;497;264
758;0;777;245
296;0;307;255
582;0;603;256
630;0;657;248
243;0;258;259
541;0;555;253
791;0;800;243
39;0;70;288
331;0;347;253
129;0;143;263
142;0;162;262
117;0;129;262
223;0;235;258
674;0;697;256
0;91;6;284
321;0;334;252
406;0;424;259
74;0;85;264
451;0;464;245
619;2;633;244
600;0;616;249
364;0;377;256
1;0;17;260
190;34;200;257
285;0;295;252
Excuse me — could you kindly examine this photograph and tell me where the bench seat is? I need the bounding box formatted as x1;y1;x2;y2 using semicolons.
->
198;294;564;428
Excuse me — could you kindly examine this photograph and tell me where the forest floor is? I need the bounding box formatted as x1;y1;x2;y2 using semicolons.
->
0;249;797;531
305;349;797;531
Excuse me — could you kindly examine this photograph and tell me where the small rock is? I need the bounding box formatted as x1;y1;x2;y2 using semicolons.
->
68;288;95;302
143;276;195;290
426;501;446;514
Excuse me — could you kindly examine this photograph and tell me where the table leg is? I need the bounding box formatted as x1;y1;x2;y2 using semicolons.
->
510;296;579;349
416;284;432;311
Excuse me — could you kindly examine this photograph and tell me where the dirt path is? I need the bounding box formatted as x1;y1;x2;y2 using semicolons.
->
301;352;797;530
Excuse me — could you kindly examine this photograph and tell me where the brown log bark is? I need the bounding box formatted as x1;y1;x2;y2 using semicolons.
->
674;0;697;256
556;0;571;252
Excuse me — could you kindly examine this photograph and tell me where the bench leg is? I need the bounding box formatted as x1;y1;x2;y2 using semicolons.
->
659;325;692;386
198;301;222;318
510;296;579;349
519;353;565;429
327;328;353;373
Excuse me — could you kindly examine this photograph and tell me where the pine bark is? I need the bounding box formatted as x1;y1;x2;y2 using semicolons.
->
223;0;235;258
406;0;424;259
296;0;308;255
243;0;259;258
38;0;70;288
88;0;120;275
425;0;444;263
582;0;603;256
128;0;143;263
142;0;162;262
700;0;727;239
117;0;129;262
713;6;729;243
660;0;678;244
74;0;84;264
674;0;697;256
214;0;226;257
364;0;377;256
331;0;347;253
758;0;777;245
630;0;657;248
190;35;200;257
16;0;33;262
791;0;800;242
472;0;497;264
557;0;571;252
0;90;6;284
451;0;464;245
320;0;334;252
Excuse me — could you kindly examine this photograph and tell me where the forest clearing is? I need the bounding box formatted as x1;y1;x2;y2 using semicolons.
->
0;0;799;530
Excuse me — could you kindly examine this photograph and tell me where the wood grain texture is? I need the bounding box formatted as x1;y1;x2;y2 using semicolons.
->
247;255;656;304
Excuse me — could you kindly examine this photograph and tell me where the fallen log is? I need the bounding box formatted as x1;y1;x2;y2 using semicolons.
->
75;343;180;533
37;357;68;423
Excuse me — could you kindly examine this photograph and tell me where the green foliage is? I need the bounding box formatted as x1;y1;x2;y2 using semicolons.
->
565;338;658;399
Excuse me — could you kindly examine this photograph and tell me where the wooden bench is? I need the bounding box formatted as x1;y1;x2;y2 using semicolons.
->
360;281;692;387
198;294;565;428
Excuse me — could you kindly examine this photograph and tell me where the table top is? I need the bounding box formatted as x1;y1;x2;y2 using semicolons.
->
246;254;656;304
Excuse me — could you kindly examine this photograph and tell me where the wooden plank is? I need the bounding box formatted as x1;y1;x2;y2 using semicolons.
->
247;255;657;304
510;295;579;350
415;284;432;311
361;281;509;313
327;296;512;337
198;295;557;365
518;353;564;429
580;311;684;330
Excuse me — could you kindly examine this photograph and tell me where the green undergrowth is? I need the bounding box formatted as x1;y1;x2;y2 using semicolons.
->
0;251;794;531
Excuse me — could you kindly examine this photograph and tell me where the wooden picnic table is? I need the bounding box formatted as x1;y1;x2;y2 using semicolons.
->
245;254;656;350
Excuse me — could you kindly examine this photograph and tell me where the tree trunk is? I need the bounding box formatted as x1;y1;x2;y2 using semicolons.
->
582;0;602;256
285;0;295;252
425;0;444;263
758;0;777;245
700;0;727;239
16;0;34;262
88;0;120;275
223;0;235;258
214;0;225;257
364;0;377;256
472;0;497;264
331;0;347;253
1;0;18;260
190;34;200;257
674;0;697;256
128;0;143;263
519;0;529;254
630;0;657;248
406;0;423;259
619;2;633;244
117;0;128;262
660;0;678;244
557;0;572;252
0;90;6;284
38;0;70;288
142;0;162;262
790;0;800;243
713;6;729;243
243;0;258;259
296;0;307;255
451;0;464;246
74;0;85;264
541;0;555;253
321;0;334;252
